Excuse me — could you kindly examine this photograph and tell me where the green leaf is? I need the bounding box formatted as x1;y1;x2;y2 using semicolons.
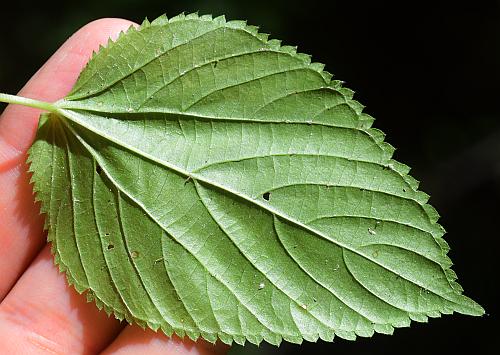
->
27;13;483;346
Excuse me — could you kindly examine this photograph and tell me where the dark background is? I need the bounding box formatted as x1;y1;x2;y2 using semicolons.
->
1;0;497;354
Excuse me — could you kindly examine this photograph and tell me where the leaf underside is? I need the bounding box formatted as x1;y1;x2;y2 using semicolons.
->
28;13;483;346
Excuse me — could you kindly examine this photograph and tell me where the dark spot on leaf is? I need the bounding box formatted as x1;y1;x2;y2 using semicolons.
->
403;188;407;192
213;60;219;68
107;244;114;250
104;232;110;237
96;165;102;175
262;192;270;201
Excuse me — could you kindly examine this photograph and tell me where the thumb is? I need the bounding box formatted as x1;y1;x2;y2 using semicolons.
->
0;18;136;300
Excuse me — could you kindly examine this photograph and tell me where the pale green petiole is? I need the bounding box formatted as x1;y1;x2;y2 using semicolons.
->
0;93;58;113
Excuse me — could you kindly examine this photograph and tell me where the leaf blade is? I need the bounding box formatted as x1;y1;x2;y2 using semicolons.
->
30;13;484;346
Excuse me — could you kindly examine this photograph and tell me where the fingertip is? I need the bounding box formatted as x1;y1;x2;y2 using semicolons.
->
67;18;138;53
0;17;139;298
0;17;138;157
25;17;138;100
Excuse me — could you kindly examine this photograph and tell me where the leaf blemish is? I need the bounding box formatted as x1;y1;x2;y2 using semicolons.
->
262;192;270;201
107;244;114;250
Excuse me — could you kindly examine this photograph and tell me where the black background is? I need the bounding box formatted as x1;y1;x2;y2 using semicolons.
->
1;1;497;354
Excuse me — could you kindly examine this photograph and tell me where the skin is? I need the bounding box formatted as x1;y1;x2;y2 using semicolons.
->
0;18;228;355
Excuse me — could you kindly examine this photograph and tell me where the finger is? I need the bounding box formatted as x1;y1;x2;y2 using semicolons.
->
0;246;123;354
102;326;229;355
0;18;136;300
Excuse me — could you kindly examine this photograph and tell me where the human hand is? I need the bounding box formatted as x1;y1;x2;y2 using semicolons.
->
0;18;228;355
